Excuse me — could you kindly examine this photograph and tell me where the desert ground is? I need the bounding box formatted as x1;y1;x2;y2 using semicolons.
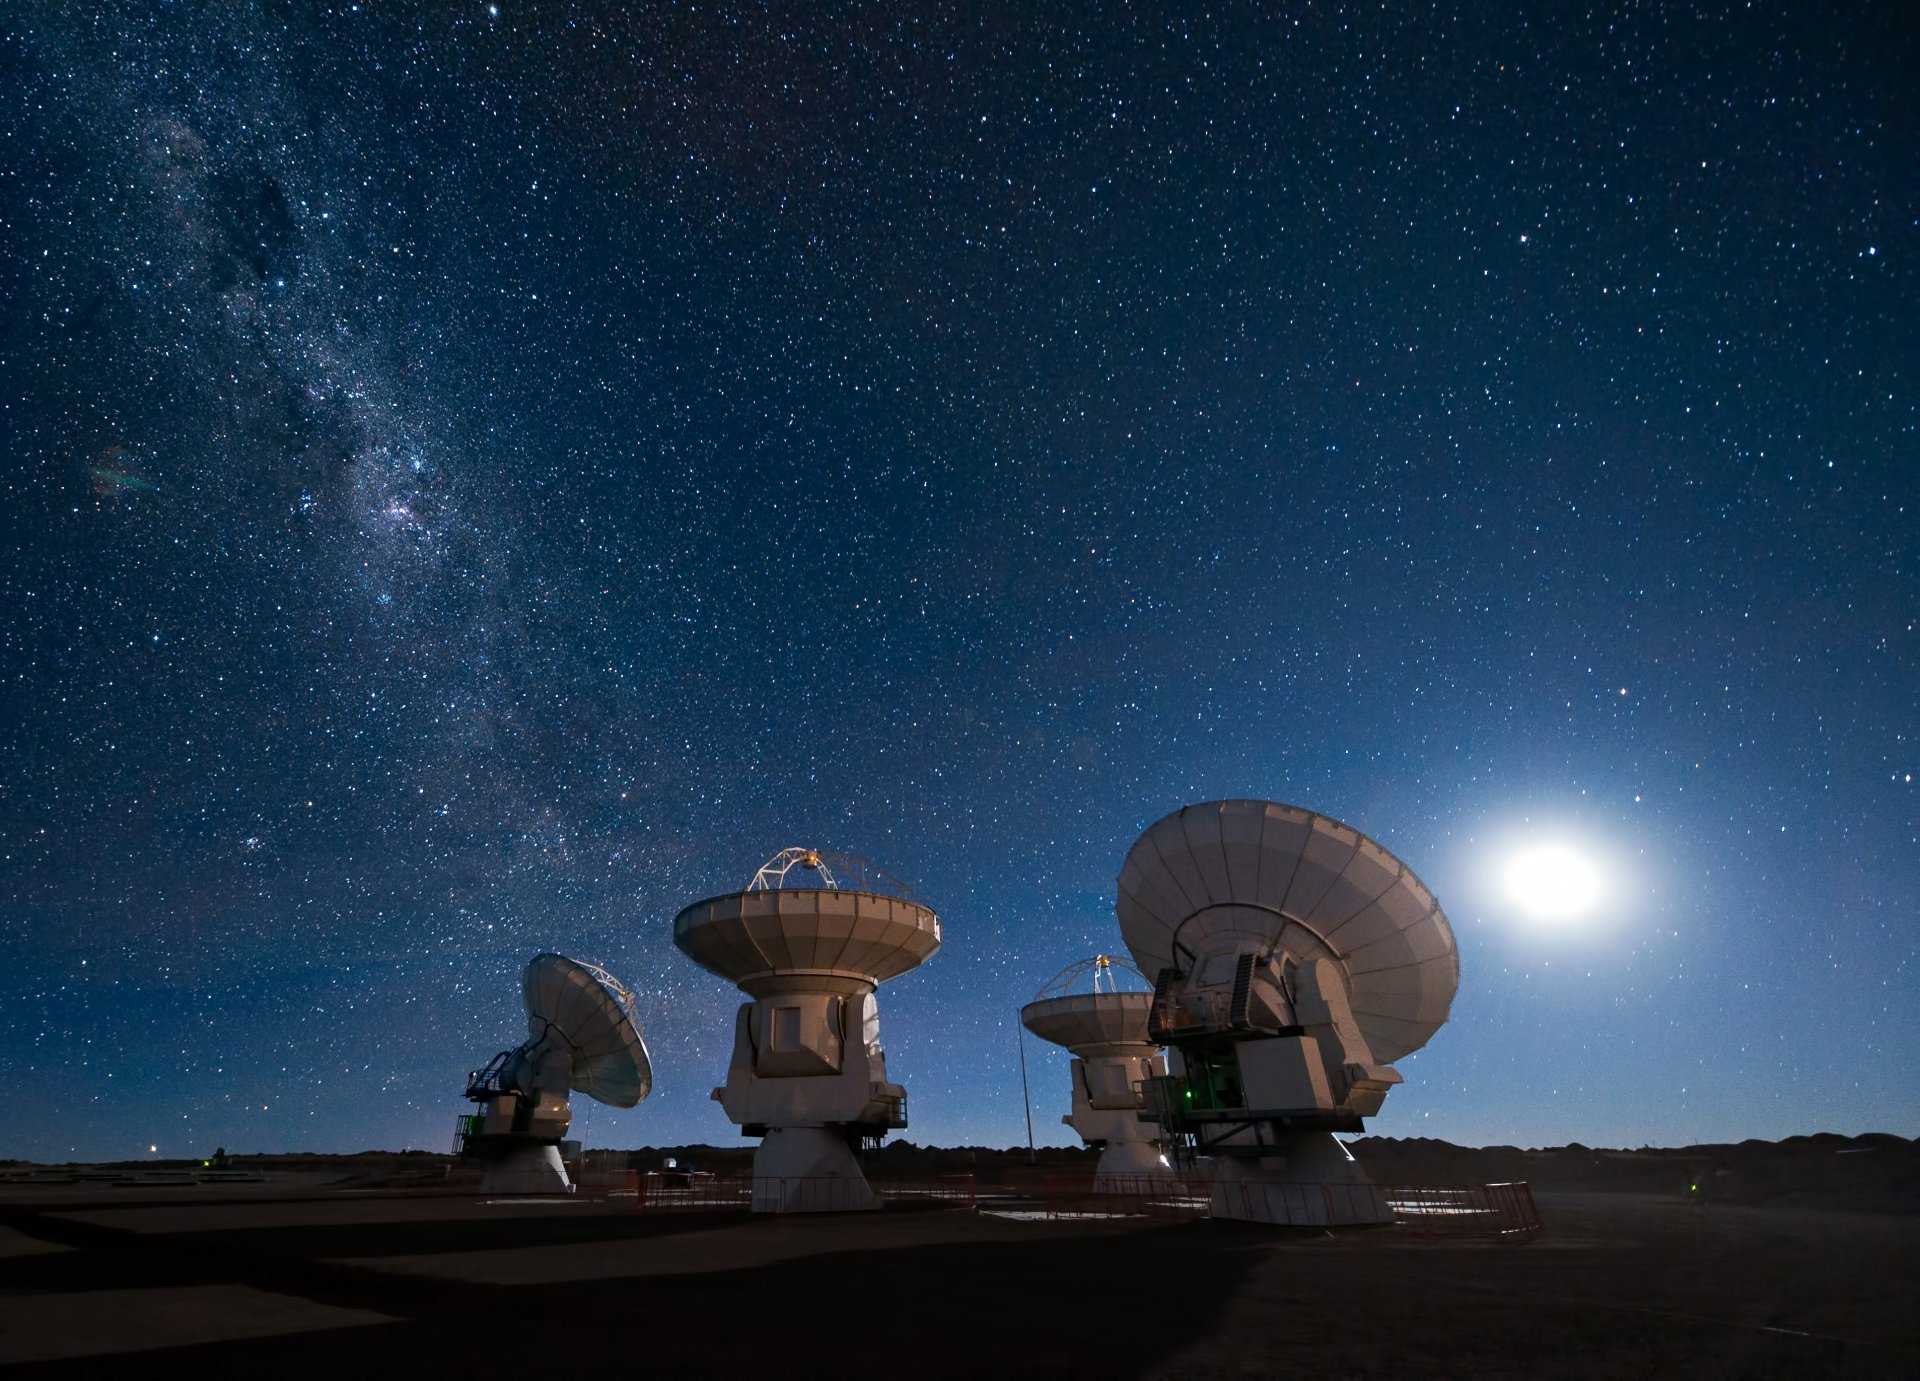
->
0;1140;1914;1377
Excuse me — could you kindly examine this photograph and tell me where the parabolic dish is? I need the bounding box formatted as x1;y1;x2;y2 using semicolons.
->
1021;991;1156;1054
1116;800;1458;1062
523;953;653;1108
673;888;941;990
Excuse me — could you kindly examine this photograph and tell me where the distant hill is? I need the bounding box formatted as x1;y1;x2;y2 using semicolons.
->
9;1134;1914;1211
1346;1133;1920;1211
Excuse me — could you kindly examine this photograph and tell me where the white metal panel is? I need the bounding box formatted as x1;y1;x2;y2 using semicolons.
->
1253;806;1314;913
1372;871;1436;929
1219;801;1266;899
1281;818;1361;921
1116;867;1186;975
1350;913;1453;967
1147;814;1210;916
1348;964;1430;995
1346;1011;1424;1060
1182;804;1234;904
1322;900;1400;956
1352;962;1457;1012
1309;842;1400;932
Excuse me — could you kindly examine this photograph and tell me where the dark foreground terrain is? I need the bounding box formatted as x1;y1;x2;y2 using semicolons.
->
0;1173;1914;1378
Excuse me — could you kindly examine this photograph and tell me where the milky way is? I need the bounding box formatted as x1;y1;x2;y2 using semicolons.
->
1;5;1912;1160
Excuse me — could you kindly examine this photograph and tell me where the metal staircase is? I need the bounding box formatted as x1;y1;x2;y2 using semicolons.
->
1227;952;1257;1028
1147;966;1180;1042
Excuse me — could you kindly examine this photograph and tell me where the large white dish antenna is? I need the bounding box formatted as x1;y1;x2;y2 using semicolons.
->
671;848;941;1211
1117;800;1457;1063
523;953;653;1108
673;888;941;995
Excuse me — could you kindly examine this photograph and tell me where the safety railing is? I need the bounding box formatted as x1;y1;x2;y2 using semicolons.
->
1383;1181;1542;1239
633;1173;977;1215
631;1174;751;1212
876;1175;977;1211
1036;1174;1541;1239
572;1169;640;1196
1039;1173;1209;1219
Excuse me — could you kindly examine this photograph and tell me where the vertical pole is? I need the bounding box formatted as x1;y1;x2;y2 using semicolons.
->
1016;1021;1037;1165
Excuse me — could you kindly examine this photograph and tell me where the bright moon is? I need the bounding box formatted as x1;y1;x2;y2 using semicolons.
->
1503;844;1602;920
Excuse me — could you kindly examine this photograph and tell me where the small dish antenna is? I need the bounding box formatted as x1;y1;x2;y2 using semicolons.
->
1118;800;1457;1225
673;847;940;1212
457;953;653;1195
1021;956;1177;1189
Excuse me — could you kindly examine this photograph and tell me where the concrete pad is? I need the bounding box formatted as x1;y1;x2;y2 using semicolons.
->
0;1285;393;1364
54;1193;601;1236
0;1225;72;1259
349;1210;1070;1285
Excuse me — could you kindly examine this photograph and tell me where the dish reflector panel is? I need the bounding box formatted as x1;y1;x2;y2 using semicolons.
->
523;953;653;1108
1021;991;1156;1053
673;888;941;989
1116;800;1457;1062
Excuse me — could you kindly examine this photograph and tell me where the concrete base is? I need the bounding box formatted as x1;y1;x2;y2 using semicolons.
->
1092;1138;1180;1193
479;1144;573;1196
750;1127;878;1213
1208;1133;1391;1226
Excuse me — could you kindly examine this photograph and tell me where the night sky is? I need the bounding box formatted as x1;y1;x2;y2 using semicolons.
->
2;4;1913;1164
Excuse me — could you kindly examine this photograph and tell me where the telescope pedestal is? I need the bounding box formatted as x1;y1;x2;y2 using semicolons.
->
751;1126;879;1212
1208;1133;1390;1226
1093;1137;1178;1191
675;881;942;1215
479;1144;572;1196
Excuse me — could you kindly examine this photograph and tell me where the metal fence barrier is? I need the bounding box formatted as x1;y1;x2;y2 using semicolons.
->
1382;1181;1542;1238
1040;1174;1541;1239
1039;1173;1208;1219
633;1173;977;1215
621;1167;1533;1236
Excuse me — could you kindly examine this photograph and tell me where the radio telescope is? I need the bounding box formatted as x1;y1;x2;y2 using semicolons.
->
1118;800;1457;1225
1021;955;1176;1189
673;848;941;1212
457;954;653;1195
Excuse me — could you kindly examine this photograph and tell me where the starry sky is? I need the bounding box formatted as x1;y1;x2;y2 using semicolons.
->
2;4;1913;1163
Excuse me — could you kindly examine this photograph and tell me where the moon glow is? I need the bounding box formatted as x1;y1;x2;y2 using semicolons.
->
1503;844;1602;921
